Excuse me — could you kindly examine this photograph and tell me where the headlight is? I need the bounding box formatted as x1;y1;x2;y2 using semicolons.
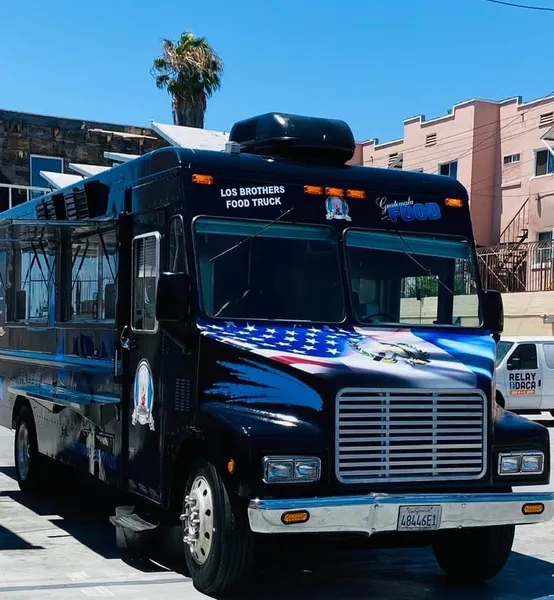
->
498;452;544;475
262;456;321;484
522;454;544;473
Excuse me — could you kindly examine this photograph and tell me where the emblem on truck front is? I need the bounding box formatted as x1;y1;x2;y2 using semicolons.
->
132;359;155;431
350;339;430;366
325;196;351;221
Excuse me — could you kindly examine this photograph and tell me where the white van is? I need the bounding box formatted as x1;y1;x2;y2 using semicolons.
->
495;335;554;416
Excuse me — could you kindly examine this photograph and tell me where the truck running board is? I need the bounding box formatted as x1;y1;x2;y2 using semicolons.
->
109;506;183;554
109;513;159;533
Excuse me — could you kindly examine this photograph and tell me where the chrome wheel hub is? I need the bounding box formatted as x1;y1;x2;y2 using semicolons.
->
180;475;214;564
16;424;30;480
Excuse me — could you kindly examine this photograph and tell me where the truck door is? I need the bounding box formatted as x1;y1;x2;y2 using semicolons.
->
120;228;164;501
505;342;541;411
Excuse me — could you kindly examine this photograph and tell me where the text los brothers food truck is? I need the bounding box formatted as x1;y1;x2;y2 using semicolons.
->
0;112;552;594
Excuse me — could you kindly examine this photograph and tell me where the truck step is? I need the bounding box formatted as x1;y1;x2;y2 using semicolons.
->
109;506;183;554
109;513;159;533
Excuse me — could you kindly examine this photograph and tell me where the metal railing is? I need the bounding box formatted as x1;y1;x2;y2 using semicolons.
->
0;183;51;210
477;240;554;292
496;197;529;246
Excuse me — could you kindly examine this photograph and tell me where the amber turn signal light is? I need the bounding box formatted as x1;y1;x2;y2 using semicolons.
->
281;510;310;525
522;502;544;515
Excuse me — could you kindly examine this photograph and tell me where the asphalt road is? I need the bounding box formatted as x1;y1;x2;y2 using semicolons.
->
2;422;554;600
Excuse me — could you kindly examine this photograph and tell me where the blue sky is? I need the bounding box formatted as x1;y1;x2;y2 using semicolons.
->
1;0;552;143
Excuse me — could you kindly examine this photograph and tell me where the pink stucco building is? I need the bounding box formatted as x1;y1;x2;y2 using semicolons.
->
351;94;554;296
352;95;554;246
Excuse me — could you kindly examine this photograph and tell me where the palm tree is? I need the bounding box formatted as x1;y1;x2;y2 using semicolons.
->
152;31;223;128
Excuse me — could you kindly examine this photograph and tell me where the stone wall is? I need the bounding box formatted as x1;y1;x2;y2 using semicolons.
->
0;109;168;189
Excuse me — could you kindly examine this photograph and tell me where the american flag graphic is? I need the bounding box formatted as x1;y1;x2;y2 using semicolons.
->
197;319;484;389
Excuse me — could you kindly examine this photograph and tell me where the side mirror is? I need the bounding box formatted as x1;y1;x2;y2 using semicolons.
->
484;289;504;336
156;272;189;323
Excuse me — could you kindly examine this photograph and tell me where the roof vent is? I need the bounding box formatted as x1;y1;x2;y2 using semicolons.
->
228;112;356;166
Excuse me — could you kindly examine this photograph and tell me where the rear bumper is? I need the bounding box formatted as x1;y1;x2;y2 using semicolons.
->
248;491;554;535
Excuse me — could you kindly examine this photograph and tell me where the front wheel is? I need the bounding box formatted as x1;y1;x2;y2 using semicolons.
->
432;524;515;583
180;461;255;595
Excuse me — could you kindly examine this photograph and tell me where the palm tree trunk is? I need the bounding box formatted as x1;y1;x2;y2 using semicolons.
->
173;101;205;128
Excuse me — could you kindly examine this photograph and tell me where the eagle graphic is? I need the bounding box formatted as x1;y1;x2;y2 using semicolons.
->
350;340;431;366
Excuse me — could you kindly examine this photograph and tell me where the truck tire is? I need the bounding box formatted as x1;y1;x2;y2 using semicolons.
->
180;460;255;595
432;524;515;583
14;407;44;493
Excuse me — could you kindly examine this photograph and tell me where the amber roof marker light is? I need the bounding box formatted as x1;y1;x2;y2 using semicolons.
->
445;197;463;208
192;174;214;185
304;185;324;195
347;189;366;199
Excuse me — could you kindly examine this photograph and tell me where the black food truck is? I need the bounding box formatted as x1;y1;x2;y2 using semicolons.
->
0;112;552;594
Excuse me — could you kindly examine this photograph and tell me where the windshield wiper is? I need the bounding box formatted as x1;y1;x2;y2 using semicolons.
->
394;231;455;296
209;208;295;263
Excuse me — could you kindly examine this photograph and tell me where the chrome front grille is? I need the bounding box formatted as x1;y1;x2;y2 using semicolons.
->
336;388;487;484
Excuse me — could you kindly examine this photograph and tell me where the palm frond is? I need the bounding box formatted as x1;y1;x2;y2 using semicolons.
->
152;30;224;127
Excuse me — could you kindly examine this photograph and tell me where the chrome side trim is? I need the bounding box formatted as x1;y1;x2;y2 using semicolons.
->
248;491;554;535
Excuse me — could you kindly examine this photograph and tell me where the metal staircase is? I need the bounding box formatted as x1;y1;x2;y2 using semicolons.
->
477;198;530;292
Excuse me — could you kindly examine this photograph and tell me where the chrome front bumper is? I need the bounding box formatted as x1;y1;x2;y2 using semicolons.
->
248;491;554;535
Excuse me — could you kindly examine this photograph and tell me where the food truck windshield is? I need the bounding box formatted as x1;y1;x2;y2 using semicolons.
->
193;217;482;328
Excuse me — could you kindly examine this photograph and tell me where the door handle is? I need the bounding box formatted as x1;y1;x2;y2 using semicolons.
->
119;325;136;350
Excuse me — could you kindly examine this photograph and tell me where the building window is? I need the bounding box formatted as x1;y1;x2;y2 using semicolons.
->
132;232;160;333
439;160;458;179
535;230;553;265
70;230;117;321
534;149;554;176
29;155;63;199
503;153;521;165
169;215;187;273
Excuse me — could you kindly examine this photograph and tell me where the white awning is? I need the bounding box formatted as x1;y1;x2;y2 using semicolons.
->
541;125;554;157
151;121;229;151
69;163;111;177
542;125;554;142
103;152;140;163
39;171;83;190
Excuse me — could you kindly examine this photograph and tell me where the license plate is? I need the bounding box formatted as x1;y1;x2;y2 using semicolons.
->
397;505;442;531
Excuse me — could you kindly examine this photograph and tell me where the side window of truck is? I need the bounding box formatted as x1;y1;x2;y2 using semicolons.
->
543;344;554;369
69;230;118;321
132;232;160;332
5;242;54;324
168;215;187;273
507;343;538;371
